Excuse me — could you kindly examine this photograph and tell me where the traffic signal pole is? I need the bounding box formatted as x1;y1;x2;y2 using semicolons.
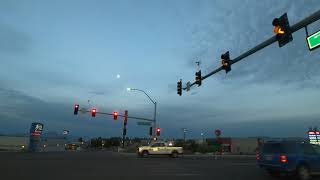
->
183;10;320;91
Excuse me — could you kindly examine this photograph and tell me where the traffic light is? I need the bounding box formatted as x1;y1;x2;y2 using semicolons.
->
149;127;153;136
124;110;128;126
74;104;79;115
195;70;202;86
91;108;97;117
113;111;118;120
221;51;232;73
272;13;293;47
177;80;182;96
156;128;161;136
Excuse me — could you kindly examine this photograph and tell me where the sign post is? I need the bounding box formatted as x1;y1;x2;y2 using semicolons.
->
29;122;44;152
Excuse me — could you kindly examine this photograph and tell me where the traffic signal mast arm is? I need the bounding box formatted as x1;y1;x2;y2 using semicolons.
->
182;10;320;91
82;110;154;122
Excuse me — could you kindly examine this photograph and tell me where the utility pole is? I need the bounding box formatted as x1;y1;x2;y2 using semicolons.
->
122;110;128;148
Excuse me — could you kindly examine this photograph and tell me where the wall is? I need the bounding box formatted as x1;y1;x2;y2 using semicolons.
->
231;138;258;154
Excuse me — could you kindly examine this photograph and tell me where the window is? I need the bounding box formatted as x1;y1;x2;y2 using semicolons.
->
262;143;282;154
302;144;317;155
151;143;160;147
283;143;297;153
311;145;320;154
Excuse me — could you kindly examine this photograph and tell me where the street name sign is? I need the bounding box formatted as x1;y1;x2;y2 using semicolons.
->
137;122;152;126
307;29;320;51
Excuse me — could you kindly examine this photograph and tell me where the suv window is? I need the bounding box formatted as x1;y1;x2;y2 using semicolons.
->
312;145;320;154
302;144;317;155
262;143;282;154
262;143;297;154
283;143;297;153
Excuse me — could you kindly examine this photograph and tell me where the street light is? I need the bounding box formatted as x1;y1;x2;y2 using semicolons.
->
201;132;205;144
127;87;157;137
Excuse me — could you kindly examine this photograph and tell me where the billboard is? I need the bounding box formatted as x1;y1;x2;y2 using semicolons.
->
308;131;320;145
29;122;44;152
30;123;44;136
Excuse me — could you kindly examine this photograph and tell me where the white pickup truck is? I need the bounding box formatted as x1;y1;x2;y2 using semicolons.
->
137;142;183;158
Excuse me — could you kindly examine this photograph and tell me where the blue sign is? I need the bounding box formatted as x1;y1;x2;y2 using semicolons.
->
29;122;44;152
30;123;43;136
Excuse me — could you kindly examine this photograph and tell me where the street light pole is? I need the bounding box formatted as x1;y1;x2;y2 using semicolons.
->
153;102;157;137
127;88;157;138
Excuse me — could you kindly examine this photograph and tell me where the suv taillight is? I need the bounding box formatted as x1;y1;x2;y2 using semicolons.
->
280;155;288;163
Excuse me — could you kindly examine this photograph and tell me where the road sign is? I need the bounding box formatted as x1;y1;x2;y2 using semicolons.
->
307;29;320;51
137;122;152;126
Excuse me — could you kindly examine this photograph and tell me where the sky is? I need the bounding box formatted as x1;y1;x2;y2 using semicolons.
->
0;0;320;139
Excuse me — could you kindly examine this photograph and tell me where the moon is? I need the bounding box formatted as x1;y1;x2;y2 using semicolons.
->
116;74;121;79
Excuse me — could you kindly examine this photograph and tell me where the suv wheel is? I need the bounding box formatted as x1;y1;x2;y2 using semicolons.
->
142;151;149;158
297;165;311;180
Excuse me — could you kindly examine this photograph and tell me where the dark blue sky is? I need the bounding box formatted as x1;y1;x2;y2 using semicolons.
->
0;0;320;139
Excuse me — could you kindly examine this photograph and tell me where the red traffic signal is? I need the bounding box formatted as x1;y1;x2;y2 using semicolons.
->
74;104;79;115
91;108;97;117
113;111;118;120
124;110;128;125
156;128;161;136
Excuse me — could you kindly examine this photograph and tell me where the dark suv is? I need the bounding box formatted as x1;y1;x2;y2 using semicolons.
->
257;141;320;180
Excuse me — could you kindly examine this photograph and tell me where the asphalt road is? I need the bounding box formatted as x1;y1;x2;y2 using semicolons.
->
1;151;319;180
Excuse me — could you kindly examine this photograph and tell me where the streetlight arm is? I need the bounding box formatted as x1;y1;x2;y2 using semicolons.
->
130;89;156;105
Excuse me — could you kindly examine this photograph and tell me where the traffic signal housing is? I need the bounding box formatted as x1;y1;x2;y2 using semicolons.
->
74;104;79;115
124;110;128;125
91;108;97;117
195;70;202;86
272;13;293;47
221;51;232;73
156;128;161;136
177;80;182;96
113;111;118;120
149;127;153;136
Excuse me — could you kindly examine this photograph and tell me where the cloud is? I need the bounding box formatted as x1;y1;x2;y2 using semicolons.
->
0;23;32;54
183;0;320;88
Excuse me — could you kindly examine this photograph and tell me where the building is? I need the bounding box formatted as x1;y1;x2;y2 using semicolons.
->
230;138;259;154
0;136;29;151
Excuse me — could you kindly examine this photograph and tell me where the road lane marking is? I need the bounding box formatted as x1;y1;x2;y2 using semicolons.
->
227;163;256;166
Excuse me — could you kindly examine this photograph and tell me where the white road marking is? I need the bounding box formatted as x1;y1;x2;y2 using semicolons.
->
227;163;256;166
